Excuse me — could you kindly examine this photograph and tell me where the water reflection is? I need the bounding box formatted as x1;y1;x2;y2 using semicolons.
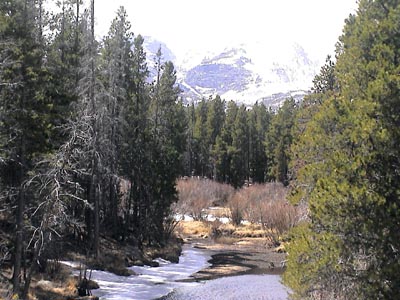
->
86;244;288;300
164;274;289;300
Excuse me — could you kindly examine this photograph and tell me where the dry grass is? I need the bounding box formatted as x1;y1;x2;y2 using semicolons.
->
0;263;79;300
175;220;211;237
233;227;267;238
217;222;236;233
177;219;278;242
32;276;78;300
176;218;283;254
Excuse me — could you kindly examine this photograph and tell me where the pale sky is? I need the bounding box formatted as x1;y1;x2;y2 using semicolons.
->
64;0;359;63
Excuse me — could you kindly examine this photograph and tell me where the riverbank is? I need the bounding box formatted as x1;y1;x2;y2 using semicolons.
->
156;226;289;300
181;237;286;281
174;218;287;281
157;236;289;300
1;218;288;299
0;236;183;300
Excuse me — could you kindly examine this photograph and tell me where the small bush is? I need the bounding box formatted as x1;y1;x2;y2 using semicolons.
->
228;191;247;225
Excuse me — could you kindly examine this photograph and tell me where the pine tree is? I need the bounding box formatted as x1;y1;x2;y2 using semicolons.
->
230;104;249;188
46;0;83;147
311;55;337;96
192;99;209;176
120;33;151;242
284;1;400;298
0;0;58;296
214;100;237;185
265;98;296;185
206;95;226;178
98;6;134;237
85;0;101;258
184;102;196;176
248;102;271;183
148;58;186;243
56;0;104;258
206;95;226;145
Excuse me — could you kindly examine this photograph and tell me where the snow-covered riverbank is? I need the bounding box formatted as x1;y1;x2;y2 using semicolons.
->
89;244;210;300
65;243;289;300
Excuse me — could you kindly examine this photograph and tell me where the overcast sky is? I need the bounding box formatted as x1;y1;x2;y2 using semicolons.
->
75;0;358;62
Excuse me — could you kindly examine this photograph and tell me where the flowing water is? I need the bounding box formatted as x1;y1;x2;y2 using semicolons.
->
89;245;210;300
70;244;289;300
164;274;289;300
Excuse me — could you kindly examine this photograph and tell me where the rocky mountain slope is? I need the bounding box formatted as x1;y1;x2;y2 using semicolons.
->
143;37;319;108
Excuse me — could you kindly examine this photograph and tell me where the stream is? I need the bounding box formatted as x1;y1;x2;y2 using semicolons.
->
84;244;289;300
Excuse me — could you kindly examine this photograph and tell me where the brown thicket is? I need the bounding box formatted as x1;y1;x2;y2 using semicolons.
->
228;183;302;234
175;179;303;237
174;178;234;220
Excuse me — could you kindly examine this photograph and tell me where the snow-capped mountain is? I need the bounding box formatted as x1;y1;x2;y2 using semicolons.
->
143;37;320;108
142;36;176;80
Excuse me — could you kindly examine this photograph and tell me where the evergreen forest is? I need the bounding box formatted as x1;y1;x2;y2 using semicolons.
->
1;0;400;299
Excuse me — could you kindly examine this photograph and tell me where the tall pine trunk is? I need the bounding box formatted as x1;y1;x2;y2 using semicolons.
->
90;0;99;258
12;28;28;291
12;187;25;294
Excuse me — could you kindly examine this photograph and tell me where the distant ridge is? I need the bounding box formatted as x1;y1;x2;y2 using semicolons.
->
143;37;319;107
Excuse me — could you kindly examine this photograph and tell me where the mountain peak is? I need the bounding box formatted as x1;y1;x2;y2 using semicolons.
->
143;37;319;107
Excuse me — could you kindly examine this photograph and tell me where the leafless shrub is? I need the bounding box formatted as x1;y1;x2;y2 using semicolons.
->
163;215;179;242
210;219;223;237
228;191;247;225
174;178;234;220
227;183;301;236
